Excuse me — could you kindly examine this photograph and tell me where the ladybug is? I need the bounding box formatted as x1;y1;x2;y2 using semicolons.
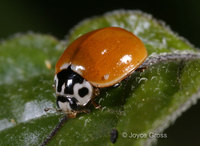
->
54;27;147;118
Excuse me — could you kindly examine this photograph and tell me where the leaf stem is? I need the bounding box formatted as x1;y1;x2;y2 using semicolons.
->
140;51;200;68
41;116;68;146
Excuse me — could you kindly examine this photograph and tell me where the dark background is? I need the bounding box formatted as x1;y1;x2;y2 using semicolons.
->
0;0;200;145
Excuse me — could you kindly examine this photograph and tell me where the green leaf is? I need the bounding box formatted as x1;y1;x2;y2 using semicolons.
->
0;10;200;146
0;33;65;145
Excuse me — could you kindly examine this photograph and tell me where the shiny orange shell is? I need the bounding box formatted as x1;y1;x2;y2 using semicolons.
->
56;27;147;88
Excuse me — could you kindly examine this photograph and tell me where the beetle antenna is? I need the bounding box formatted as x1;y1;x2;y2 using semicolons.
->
41;115;68;146
44;108;62;113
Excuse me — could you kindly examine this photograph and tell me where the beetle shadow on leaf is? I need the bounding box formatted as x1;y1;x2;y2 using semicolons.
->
92;71;142;109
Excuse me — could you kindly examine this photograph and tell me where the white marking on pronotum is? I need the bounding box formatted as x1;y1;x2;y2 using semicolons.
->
71;64;85;75
73;80;93;106
61;84;65;95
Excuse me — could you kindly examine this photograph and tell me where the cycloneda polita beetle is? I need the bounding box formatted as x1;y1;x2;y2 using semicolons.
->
54;27;147;118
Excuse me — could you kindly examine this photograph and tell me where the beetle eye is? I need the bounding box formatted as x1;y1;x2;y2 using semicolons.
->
68;98;78;110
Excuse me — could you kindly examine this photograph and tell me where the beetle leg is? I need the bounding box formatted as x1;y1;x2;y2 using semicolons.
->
67;112;77;118
64;109;91;118
77;109;91;114
94;88;100;96
91;100;101;109
135;66;148;72
91;87;101;109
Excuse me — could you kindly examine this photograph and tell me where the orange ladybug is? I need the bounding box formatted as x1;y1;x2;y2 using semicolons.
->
54;27;147;118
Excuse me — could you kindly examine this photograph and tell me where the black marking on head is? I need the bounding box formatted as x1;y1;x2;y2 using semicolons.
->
56;96;79;111
110;128;118;144
57;66;84;94
68;97;78;110
56;96;68;108
78;87;89;97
